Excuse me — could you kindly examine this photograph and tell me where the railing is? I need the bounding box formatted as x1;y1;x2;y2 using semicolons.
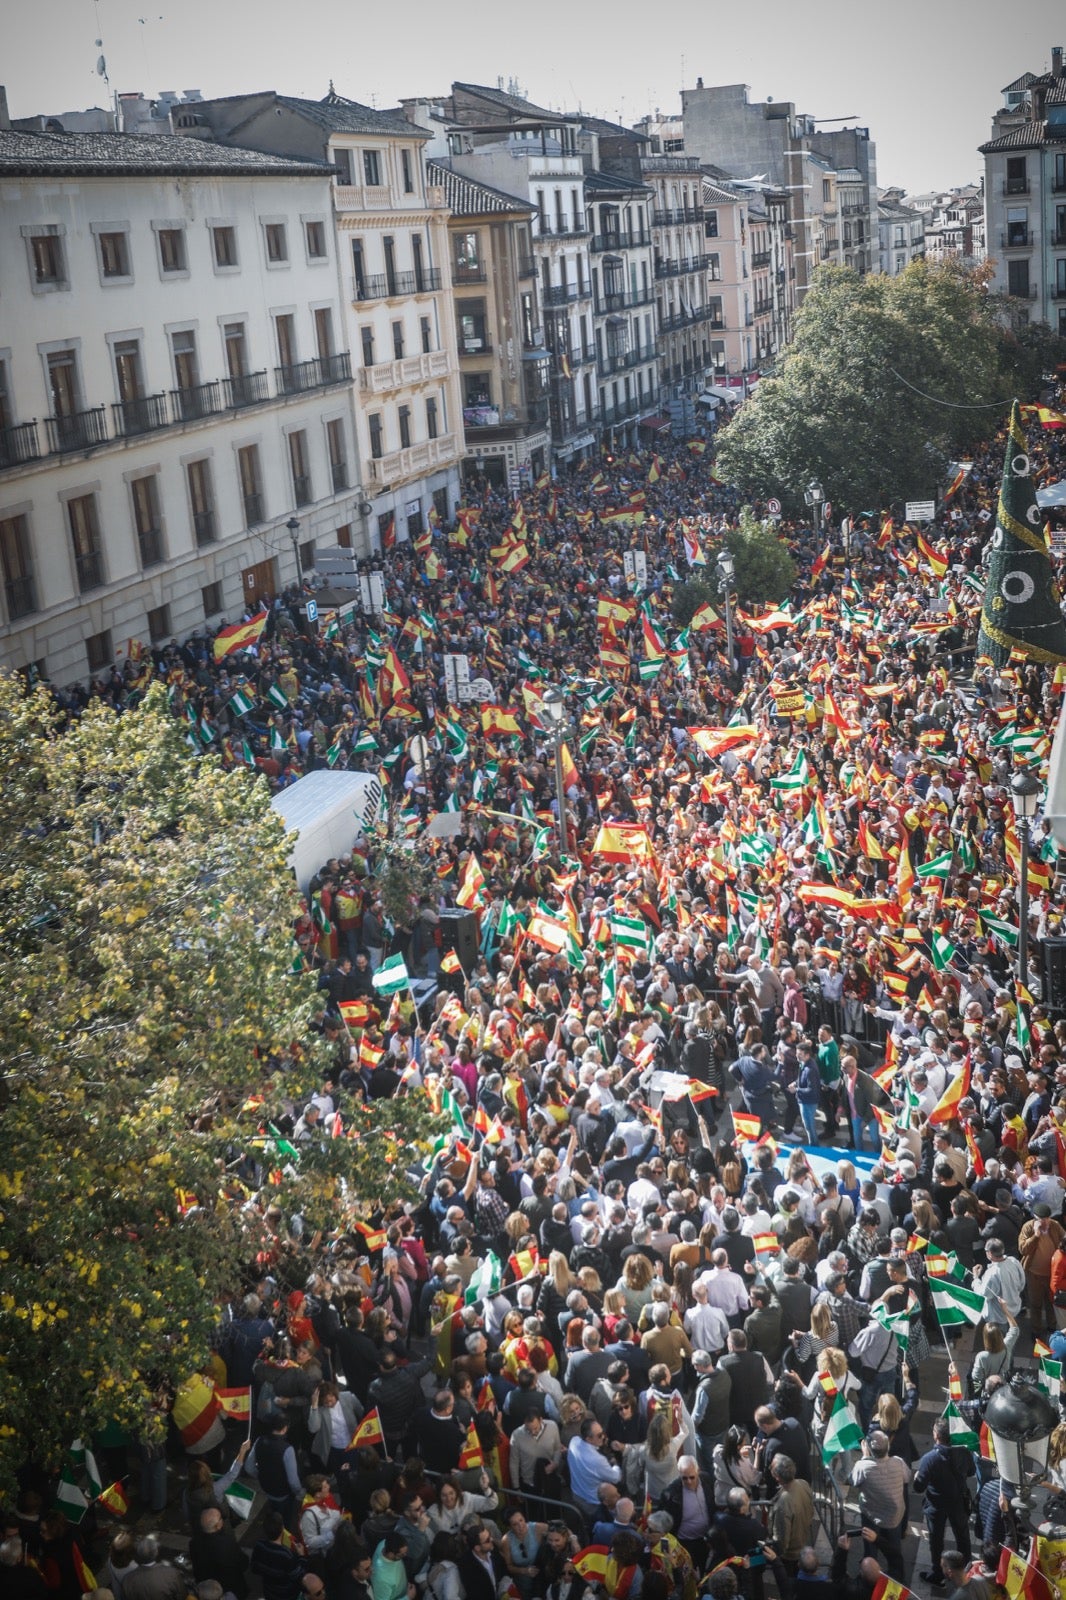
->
840;202;865;216
275;352;352;394
745;312;754;326
45;407;109;455
4;574;37;619
653;205;704;226
517;255;536;278
568;343;597;367
596;286;655;313
137;527;164;568
331;460;349;492
243;492;264;527
753;299;774;316
1054;232;1066;246
353;269;442;301
75;549;105;592
222;370;270;410
601;395;645;425
171;381;221;423
538;215;587;237
659;306;717;333
453;263;486;283
292;473;312;507
1000;231;1032;249
0;420;42;470
1007;286;1038;299
358;350;451;394
1003;180;1030;195
599;347;655;377
111;394;169;438
655;254;712;278
590;230;650;252
193;509;217;546
751;249;772;267
543;283;579;306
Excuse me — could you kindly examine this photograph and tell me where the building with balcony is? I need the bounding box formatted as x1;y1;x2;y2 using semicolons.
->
980;47;1066;332
583;160;660;449
403;83;601;466
0;128;357;684
641;154;716;400
426;160;550;489
188;90;464;547
877;190;926;276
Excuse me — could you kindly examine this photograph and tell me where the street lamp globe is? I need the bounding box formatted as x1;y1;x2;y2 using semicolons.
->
716;551;735;582
1011;766;1042;820
984;1379;1058;1512
543;687;566;727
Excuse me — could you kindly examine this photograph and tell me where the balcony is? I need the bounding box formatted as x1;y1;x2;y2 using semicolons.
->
1000;231;1032;249
538;215;588;238
1003;180;1030;195
653;205;704;226
591;230;650;253
655;255;712;279
542;283;580;307
352;268;443;302
363;430;459;488
601;395;644;426
222;370;270;410
1007;285;1038;299
1050;287;1066;300
75;550;105;593
331;460;350;492
840;202;865;217
751;250;771;268
569;343;597;367
596;286;656;314
171;381;221;423
193;509;217;546
111;393;169;438
517;255;537;278
137;527;164;568
598;346;656;377
4;574;37;619
1053;231;1066;246
460;337;492;356
659;306;718;334
453;263;487;283
292;473;312;507
357;349;451;394
243;491;264;527
275;351;352;395
45;407;109;455
0;420;42;471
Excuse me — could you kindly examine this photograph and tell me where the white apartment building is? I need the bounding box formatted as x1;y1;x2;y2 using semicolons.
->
583;165;659;450
0;129;358;685
189;91;464;548
877;191;926;276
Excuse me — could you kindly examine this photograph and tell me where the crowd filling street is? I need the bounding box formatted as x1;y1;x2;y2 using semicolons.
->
8;394;1066;1600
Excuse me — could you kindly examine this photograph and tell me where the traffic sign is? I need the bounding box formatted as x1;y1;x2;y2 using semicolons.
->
305;599;318;622
905;500;936;523
767;497;782;516
823;501;832;521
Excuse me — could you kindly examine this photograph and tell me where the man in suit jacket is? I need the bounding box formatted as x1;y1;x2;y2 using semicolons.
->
660;1457;715;1570
842;1055;890;1153
459;1524;509;1600
308;1381;364;1472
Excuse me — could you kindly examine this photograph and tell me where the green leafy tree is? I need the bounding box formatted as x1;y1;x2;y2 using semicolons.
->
714;259;1060;512
671;513;796;624
0;681;441;1496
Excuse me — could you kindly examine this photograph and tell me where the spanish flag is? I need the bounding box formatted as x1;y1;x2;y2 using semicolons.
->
440;949;462;975
482;705;521;738
96;1481;130;1516
573;1548;611;1584
732;1110;761;1141
349;1407;385;1449
927;1057;971;1126
591;822;656;863
458;1421;483;1471
916;530;947;578
339;998;373;1028
811;543;831;580
213;610;269;661
356;1221;388;1252
215;1386;252;1420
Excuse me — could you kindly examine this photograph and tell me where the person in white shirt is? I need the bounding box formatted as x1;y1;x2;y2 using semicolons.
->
975;1239;1027;1326
740;1192;772;1239
684;1281;730;1354
696;1250;750;1319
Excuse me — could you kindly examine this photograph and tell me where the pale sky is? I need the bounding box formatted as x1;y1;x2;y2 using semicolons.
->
2;0;1063;194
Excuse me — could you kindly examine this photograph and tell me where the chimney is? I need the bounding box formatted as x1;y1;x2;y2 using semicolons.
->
0;86;9;131
1053;45;1063;80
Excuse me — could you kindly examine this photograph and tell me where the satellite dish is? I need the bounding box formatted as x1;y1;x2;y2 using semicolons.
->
97;55;107;76
357;500;373;517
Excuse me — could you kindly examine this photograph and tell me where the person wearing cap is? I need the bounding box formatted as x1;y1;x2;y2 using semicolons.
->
1018;1204;1065;1336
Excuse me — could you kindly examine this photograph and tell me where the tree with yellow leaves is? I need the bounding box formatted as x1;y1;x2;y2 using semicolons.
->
0;679;442;1499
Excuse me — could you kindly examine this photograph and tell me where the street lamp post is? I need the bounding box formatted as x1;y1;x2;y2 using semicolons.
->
1011;766;1041;1000
543;687;569;858
286;516;301;587
985;1378;1057;1518
716;550;736;676
804;479;825;531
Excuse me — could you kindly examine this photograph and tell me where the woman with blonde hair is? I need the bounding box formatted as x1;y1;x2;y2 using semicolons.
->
625;1406;683;1502
806;1348;861;1482
789;1298;838;1371
836;1160;860;1211
536;1251;574;1330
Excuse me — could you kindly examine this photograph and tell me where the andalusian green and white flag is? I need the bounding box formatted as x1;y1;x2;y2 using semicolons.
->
440;1087;468;1136
241;739;256;766
609;913;652;956
56;1465;89;1525
931;1276;985;1328
931;933;957;973
822;1391;863;1461
69;1440;102;1499
919;852;954;884
942;1400;978;1450
372;953;409;995
199;716;216;746
222;1479;256;1521
267;683;289;711
446;720;470;761
530;825;551;860
270;726;287;753
871;1301;911;1350
352;730;378;754
981;913;1019;950
228;687;255;718
496;900;520;940
601;958;618;1013
326;741;342;768
465;1250;502;1306
770;751;811;792
1037;1355;1061;1402
639;656;665;682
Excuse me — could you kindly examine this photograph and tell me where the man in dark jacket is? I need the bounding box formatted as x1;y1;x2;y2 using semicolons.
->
913;1417;974;1583
335;1308;382;1404
408;1389;464;1474
250;1513;308;1600
661;1457;715;1571
712;1208;756;1276
224;1294;276;1387
718;1330;771;1430
367;1352;432;1454
692;1350;732;1467
190;1508;249;1599
729;1045;777;1126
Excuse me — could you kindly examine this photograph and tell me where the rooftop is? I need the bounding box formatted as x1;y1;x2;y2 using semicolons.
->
272;90;421;139
584;168;651;197
427;159;532;216
0;127;329;177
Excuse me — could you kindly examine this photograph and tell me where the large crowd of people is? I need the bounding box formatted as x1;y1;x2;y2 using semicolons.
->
6;394;1066;1600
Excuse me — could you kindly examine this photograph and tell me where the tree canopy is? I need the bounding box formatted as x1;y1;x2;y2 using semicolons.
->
0;680;440;1495
714;259;1061;513
672;512;797;625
